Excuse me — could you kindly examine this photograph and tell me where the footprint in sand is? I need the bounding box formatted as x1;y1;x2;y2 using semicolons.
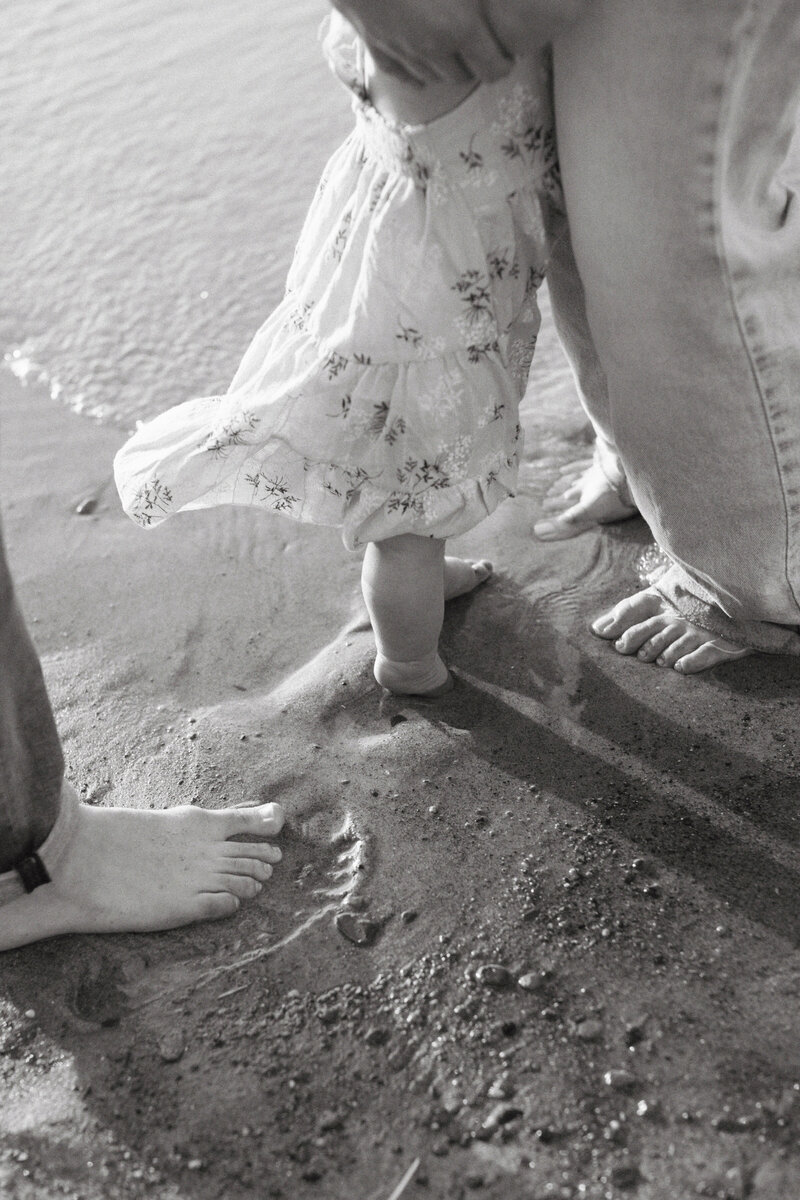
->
117;810;368;1010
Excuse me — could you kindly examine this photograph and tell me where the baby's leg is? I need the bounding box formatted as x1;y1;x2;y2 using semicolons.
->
362;538;493;695
362;535;451;696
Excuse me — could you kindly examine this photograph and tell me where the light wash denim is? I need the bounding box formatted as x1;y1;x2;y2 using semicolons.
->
0;523;75;903
548;0;800;652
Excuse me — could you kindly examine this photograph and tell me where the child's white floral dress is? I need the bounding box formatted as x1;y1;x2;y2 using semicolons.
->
114;17;560;550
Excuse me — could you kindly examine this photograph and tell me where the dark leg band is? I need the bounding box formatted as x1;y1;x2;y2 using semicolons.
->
15;851;51;893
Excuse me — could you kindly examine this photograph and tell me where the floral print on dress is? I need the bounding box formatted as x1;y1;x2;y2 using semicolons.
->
114;14;557;551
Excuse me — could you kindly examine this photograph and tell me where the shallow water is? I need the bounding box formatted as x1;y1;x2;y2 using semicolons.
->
2;0;348;424
1;0;576;439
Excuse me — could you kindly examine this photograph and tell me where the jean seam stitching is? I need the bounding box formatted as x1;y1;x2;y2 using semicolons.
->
713;0;800;614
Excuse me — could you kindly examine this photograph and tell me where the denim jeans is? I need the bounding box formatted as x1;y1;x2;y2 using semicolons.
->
548;0;800;652
0;523;74;903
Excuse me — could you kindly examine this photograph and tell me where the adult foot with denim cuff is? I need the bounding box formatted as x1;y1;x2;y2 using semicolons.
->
0;788;285;951
591;589;751;675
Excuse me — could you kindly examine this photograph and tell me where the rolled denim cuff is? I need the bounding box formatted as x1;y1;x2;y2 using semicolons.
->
651;562;800;655
0;779;80;907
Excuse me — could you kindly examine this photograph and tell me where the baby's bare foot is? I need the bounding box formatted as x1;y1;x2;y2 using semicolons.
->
591;589;751;674
373;650;453;697
444;557;492;601
534;459;637;541
0;790;285;951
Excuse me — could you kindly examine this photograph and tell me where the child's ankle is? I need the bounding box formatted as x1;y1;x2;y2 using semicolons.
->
373;651;452;697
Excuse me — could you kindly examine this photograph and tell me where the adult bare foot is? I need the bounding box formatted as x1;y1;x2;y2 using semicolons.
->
0;791;285;951
534;458;637;541
443;557;492;600
591;588;751;674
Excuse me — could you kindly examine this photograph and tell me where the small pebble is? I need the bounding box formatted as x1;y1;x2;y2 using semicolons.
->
603;1119;626;1145
364;1025;390;1047
487;1078;515;1100
635;1099;662;1121
400;909;418;924
334;911;380;946
603;1069;637;1092
476;964;513;988
575;1019;603;1042
482;1103;523;1133
428;804;439;815
317;1110;344;1133
389;713;407;727
518;971;549;991
157;1031;185;1063
625;1017;648;1046
75;497;98;515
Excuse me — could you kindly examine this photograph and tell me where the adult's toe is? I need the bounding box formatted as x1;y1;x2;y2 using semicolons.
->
591;590;663;639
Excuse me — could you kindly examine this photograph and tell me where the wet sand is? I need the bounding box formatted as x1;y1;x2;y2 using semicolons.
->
1;365;800;1200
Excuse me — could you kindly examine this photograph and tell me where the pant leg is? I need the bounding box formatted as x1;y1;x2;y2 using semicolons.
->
552;0;800;628
544;204;633;504
0;521;63;877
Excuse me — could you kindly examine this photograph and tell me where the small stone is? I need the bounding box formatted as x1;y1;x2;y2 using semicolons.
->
389;713;407;727
364;1025;390;1047
476;964;513;988
625;1017;648;1046
566;867;581;883
482;1103;523;1134
428;804;439;815
518;970;549;991
711;1113;758;1133
401;909;418;924
338;778;351;785
431;1138;450;1156
317;1110;344;1133
610;1163;641;1189
487;1077;516;1100
158;1031;185;1063
334;911;380;946
635;1099;662;1121
186;1159;203;1171
603;1119;626;1145
575;1019;603;1042
75;497;98;515
603;1069;637;1092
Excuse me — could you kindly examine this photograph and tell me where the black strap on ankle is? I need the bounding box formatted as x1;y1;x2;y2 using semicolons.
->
15;851;51;893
